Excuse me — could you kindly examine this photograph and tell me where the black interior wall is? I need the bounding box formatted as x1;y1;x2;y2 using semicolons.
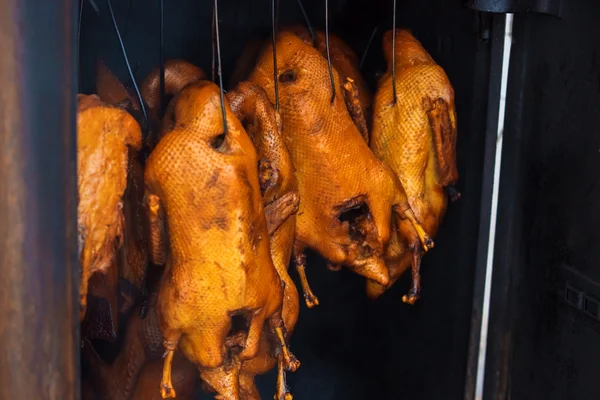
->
485;1;600;399
79;1;490;399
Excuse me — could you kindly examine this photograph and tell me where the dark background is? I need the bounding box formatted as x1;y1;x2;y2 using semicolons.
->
80;0;489;399
483;0;600;399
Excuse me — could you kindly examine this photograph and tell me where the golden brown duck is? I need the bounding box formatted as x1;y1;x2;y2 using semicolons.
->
77;94;142;320
367;29;459;303
82;293;199;400
226;82;300;400
283;25;371;138
249;32;432;308
92;64;148;324
145;81;297;399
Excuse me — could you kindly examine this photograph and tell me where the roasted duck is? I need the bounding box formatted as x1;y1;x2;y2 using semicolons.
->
141;59;206;115
227;81;300;400
249;32;431;307
367;29;459;303
85;63;149;329
78;94;142;320
82;293;199;400
145;81;297;399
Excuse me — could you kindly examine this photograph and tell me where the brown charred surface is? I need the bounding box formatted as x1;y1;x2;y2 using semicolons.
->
249;32;420;295
227;82;301;399
78;94;142;320
145;81;286;399
367;29;458;303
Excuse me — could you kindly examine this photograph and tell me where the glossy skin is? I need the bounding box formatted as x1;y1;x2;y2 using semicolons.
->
249;33;429;307
77;95;142;320
367;29;459;303
139;59;206;149
284;25;372;122
227;82;300;400
145;81;288;400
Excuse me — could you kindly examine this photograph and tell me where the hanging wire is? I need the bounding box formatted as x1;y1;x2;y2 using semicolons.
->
213;0;228;135
295;0;315;44
272;0;280;111
359;26;378;70
123;0;135;38
107;0;149;131
78;0;84;47
324;0;335;105
211;4;216;83
391;0;397;104
159;0;165;114
87;0;100;14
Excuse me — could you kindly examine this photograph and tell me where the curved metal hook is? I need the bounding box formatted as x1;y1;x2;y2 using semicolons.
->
296;0;315;44
325;0;335;105
213;0;228;135
107;0;149;131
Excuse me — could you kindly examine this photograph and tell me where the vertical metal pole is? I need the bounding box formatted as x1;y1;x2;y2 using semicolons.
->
0;0;80;399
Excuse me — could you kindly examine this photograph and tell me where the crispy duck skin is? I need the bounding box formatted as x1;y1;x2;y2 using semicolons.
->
367;29;459;303
145;81;296;400
77;94;142;320
284;25;372;128
249;32;431;308
227;82;300;400
92;64;149;322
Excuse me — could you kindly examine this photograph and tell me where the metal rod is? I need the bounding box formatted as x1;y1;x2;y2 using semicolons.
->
391;0;397;104
107;0;148;130
213;0;228;135
325;0;335;104
159;0;165;114
359;26;378;69
272;0;280;111
0;0;79;398
295;0;315;44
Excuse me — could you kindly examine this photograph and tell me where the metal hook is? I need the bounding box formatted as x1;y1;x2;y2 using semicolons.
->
272;0;280;111
359;26;378;70
391;0;397;104
107;0;149;131
325;0;335;105
159;0;165;115
213;0;228;135
295;0;315;44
